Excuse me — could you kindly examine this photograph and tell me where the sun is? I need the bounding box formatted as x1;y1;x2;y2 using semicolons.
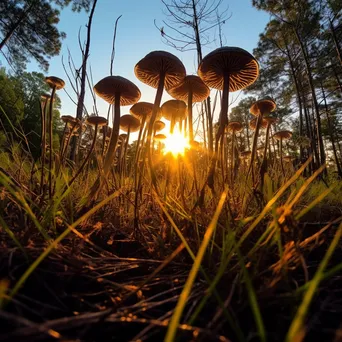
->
163;129;190;156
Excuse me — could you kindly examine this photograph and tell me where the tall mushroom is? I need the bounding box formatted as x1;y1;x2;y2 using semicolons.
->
119;114;141;176
272;130;293;177
167;75;209;143
45;76;65;198
66;116;107;190
134;51;186;187
226;121;243;183
197;47;259;192
93;76;141;180
160;100;187;134
248;98;276;185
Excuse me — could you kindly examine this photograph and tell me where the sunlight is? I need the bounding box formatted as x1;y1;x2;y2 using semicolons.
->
163;129;190;157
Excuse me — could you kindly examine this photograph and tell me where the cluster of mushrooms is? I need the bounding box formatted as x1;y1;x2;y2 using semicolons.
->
41;47;296;198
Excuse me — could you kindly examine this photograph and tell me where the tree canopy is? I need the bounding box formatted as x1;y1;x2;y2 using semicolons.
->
0;0;91;71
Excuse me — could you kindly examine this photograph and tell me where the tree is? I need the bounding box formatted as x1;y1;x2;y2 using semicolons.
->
0;0;91;71
0;68;62;157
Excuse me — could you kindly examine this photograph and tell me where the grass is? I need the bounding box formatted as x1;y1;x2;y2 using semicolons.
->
1;88;342;342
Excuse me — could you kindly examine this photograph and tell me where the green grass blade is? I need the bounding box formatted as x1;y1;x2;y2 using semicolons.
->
164;190;227;342
285;222;342;342
2;189;121;307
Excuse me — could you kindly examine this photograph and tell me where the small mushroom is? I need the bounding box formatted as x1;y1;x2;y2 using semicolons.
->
168;75;209;142
272;130;293;177
45;76;65;198
161;100;187;134
93;76;141;180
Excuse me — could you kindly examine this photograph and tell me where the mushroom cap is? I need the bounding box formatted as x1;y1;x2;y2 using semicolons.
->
273;130;293;140
226;121;243;133
86;115;108;127
100;126;112;137
130;102;154;120
161;100;187;122
154;120;166;132
167;75;210;102
61;115;77;124
45;76;65;90
250;98;276;116
94;76;141;105
198;47;259;92
190;140;201;150
249;117;268;130
119;133;128;141
283;155;295;162
119;114;141;132
154;133;167;141
134;51;186;91
263;115;278;125
240;150;252;158
41;93;51;101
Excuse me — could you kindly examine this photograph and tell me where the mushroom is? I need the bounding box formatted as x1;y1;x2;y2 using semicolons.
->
272;130;293;177
197;47;259;191
161;100;187;134
167;75;209;142
129;102;156;165
247;98;276;186
60;115;78;161
134;51;186;188
45;76;65;198
226;121;243;182
119;115;141;176
66;116;107;190
153;120;166;134
154;133;167;154
93;76;141;180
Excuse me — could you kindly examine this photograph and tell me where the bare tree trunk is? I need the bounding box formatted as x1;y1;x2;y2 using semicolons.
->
321;82;342;177
285;42;304;162
70;0;98;161
294;28;326;172
329;19;342;66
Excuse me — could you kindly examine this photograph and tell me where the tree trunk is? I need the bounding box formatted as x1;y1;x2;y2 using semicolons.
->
329;19;342;66
70;0;98;161
321;82;342;177
294;28;326;172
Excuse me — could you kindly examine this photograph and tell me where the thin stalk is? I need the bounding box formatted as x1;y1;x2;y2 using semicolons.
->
48;86;56;199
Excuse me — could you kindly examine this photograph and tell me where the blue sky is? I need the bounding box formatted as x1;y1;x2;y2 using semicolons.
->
25;0;270;128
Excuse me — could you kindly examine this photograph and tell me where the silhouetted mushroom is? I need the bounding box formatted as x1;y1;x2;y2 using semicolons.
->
45;76;65;198
168;75;209;142
161;100;187;134
93;76;141;180
273;130;293;177
134;51;186;189
66;116;107;190
197;47;259;191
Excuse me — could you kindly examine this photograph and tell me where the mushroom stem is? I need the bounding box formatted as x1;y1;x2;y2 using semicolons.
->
123;127;131;178
48;86;56;199
196;73;229;206
280;137;285;177
246;114;262;186
188;90;193;142
146;72;165;189
66;123;99;191
40;99;48;195
61;121;78;165
231;132;235;183
259;123;271;191
103;93;121;177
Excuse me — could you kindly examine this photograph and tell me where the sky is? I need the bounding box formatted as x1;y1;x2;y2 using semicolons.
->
24;0;270;132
